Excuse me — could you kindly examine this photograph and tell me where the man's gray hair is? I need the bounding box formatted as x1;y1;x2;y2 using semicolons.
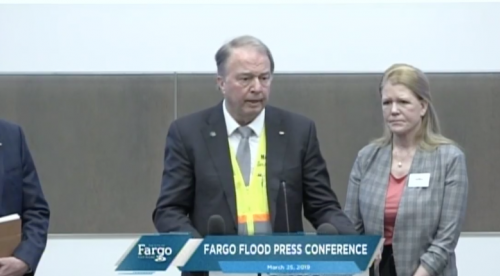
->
215;35;275;76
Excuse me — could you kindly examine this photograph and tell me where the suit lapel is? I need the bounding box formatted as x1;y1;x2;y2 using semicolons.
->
264;107;287;226
371;145;392;234
396;147;433;216
408;148;433;174
201;102;238;227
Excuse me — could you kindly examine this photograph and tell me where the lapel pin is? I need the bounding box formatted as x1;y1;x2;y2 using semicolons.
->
279;131;285;135
210;131;216;137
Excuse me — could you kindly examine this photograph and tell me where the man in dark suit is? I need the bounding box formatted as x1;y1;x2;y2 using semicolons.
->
153;35;356;240
0;119;50;276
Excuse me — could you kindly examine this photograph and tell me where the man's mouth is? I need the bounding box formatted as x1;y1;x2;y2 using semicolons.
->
246;100;262;104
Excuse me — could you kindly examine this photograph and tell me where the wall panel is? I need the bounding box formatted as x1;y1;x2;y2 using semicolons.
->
0;75;175;233
0;73;498;232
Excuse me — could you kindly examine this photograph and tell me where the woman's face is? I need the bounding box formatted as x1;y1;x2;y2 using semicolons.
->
381;83;427;137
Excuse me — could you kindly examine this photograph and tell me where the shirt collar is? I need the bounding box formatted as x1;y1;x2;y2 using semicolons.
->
222;100;265;137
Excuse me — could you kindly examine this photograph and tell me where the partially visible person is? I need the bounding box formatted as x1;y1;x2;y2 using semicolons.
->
0;119;50;276
344;64;468;276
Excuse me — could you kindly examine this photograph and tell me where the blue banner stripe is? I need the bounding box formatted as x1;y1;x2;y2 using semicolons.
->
219;261;362;274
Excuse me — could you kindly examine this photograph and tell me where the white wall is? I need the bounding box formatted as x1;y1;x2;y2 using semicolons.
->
0;2;499;73
1;2;498;276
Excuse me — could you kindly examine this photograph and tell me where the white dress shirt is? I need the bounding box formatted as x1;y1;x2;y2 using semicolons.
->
222;100;265;172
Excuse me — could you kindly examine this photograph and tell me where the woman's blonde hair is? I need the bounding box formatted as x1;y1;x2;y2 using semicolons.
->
372;63;455;150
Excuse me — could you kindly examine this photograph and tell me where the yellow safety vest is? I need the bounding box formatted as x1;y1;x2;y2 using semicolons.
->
229;128;270;235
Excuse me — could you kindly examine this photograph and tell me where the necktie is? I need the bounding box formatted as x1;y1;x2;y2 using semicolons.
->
236;126;253;186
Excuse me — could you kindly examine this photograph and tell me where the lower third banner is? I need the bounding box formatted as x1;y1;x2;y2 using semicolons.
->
181;235;382;275
115;234;382;275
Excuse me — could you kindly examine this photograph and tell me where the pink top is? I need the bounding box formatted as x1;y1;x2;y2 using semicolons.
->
384;173;407;245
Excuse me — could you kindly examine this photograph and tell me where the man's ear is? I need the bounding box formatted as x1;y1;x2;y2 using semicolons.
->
216;75;225;93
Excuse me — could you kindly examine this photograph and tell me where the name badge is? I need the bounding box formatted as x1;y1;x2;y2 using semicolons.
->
408;173;430;188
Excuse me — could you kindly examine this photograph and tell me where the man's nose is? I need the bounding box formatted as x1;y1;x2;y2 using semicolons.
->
250;77;264;92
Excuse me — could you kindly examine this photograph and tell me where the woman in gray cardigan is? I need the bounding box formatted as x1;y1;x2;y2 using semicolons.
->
344;64;469;276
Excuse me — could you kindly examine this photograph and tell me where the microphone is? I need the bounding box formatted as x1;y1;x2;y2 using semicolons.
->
207;215;226;276
207;214;225;235
281;181;290;233
317;223;339;235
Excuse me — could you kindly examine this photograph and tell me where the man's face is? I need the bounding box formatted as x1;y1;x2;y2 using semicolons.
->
217;47;272;124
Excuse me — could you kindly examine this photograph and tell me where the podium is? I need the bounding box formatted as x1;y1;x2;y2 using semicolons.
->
115;233;383;275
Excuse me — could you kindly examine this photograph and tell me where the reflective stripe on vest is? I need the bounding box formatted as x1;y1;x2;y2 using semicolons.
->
229;128;271;235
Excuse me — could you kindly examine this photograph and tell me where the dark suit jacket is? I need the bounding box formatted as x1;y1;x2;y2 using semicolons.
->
0;119;50;276
153;102;356;274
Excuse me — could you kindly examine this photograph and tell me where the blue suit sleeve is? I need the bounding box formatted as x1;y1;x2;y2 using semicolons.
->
12;126;50;273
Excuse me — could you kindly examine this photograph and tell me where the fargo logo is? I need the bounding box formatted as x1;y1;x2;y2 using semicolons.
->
137;244;173;262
